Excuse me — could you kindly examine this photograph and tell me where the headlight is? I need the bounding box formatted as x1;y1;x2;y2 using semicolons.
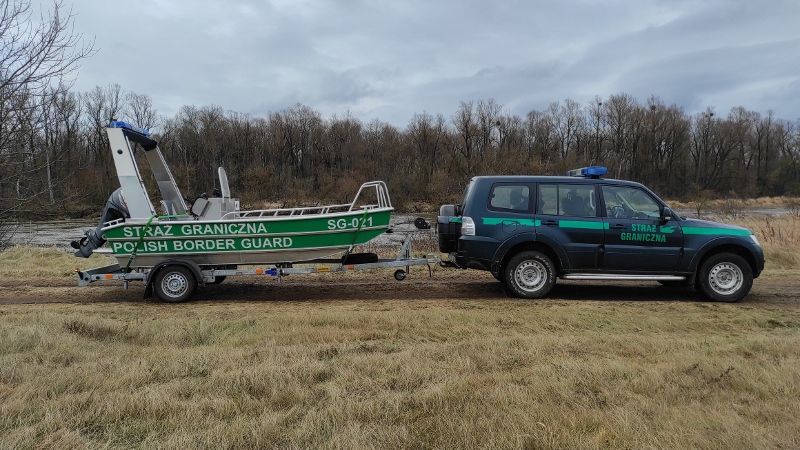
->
750;234;760;246
461;216;475;236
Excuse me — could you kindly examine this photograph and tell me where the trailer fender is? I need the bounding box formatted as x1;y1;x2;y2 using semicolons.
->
144;259;205;299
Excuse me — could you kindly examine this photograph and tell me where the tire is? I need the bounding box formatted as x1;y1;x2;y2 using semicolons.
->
504;251;556;299
210;276;226;285
695;253;753;303
153;265;197;303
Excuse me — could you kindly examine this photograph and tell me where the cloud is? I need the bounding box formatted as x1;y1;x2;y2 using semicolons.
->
45;0;800;127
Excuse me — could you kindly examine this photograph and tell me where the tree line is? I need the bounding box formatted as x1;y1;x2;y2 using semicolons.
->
3;84;800;218
3;3;800;222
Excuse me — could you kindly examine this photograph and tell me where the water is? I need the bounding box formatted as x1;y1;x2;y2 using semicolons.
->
7;219;97;251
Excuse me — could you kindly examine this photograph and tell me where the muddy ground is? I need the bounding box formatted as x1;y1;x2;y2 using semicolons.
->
1;269;798;307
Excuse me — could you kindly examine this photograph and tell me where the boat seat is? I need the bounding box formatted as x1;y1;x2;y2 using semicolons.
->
218;167;230;198
191;196;210;217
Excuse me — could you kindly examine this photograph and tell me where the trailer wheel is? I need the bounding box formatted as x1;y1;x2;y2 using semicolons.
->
210;276;226;285
153;265;197;303
394;269;407;281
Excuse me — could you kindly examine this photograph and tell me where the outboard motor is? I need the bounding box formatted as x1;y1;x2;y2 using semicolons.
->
71;188;130;257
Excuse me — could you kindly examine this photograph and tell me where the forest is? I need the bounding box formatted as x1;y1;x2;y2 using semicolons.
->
2;83;799;221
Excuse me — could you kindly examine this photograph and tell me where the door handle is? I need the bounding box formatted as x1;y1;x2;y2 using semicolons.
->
543;220;557;226
611;224;626;230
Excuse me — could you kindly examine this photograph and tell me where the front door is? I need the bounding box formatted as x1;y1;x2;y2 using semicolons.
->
601;185;683;272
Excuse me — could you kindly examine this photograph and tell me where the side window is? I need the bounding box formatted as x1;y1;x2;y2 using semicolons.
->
602;186;660;219
536;184;596;217
558;184;596;217
489;184;530;212
538;184;558;215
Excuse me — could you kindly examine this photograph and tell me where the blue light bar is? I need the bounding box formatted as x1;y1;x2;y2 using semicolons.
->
109;121;150;136
566;166;607;178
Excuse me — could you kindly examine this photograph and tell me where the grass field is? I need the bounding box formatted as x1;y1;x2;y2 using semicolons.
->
1;298;799;449
1;213;799;448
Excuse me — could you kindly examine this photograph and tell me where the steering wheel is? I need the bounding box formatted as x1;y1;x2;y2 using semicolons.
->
609;206;625;218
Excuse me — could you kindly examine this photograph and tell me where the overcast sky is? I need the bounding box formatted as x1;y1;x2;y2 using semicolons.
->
41;0;800;128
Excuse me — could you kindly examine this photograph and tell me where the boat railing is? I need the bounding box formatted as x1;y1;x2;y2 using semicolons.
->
220;180;392;220
103;218;126;228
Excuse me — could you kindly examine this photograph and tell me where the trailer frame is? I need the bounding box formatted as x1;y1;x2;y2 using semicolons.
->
76;228;441;302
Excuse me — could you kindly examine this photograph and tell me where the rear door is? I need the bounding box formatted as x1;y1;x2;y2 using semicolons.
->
600;184;684;272
485;183;535;235
535;183;604;270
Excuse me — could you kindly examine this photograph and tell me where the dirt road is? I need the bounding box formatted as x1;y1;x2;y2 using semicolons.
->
1;270;798;306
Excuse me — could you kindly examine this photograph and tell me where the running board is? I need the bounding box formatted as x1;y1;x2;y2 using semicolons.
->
561;274;686;281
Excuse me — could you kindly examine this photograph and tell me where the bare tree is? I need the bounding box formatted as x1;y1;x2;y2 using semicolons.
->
0;0;94;247
124;92;161;131
0;0;95;105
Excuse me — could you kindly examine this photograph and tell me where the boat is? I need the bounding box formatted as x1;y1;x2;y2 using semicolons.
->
72;121;393;268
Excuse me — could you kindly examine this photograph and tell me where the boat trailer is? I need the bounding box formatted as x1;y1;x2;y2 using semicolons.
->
77;221;440;303
72;120;443;302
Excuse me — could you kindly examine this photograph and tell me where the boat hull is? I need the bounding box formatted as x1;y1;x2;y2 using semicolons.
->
102;209;392;267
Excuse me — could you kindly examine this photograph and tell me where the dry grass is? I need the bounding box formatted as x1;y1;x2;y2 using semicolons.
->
1;300;799;449
668;195;800;211
0;246;115;279
726;215;800;270
1;223;800;448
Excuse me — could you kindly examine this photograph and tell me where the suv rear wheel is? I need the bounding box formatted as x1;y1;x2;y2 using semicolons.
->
504;251;556;299
695;252;753;303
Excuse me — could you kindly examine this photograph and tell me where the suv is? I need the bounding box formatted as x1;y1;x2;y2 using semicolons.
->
437;166;764;302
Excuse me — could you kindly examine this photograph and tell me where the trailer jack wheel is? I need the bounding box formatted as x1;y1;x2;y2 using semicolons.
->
394;269;407;281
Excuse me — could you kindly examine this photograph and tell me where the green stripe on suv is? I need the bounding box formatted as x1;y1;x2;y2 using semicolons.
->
482;218;607;229
683;227;751;236
482;218;540;226
479;218;750;237
558;220;609;230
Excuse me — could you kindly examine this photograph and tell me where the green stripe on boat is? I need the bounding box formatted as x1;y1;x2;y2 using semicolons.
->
104;210;392;239
108;228;387;256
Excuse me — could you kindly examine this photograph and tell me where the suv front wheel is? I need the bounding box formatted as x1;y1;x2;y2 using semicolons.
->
504;251;556;299
695;252;753;302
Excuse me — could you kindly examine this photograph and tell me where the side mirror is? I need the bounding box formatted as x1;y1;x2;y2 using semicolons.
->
660;206;674;223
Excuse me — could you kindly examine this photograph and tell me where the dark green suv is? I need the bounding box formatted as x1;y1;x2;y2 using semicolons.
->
437;167;764;302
